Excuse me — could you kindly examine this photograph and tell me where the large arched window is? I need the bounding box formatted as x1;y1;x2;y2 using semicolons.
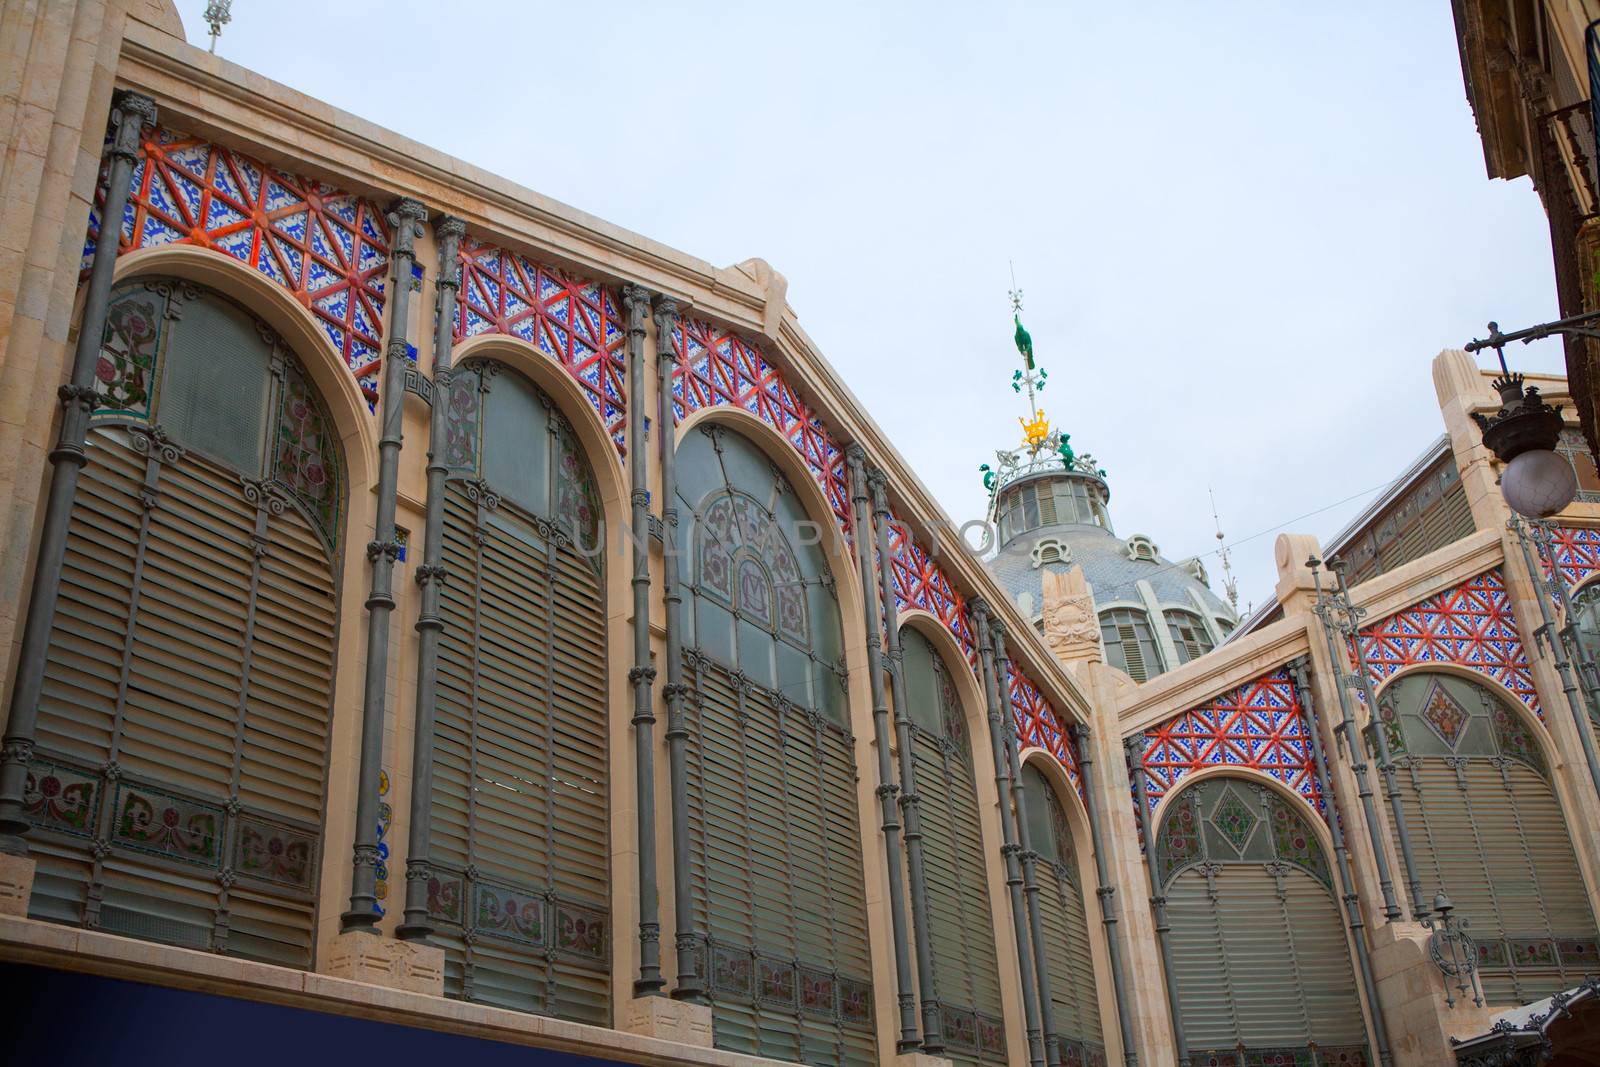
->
1155;776;1368;1062
423;359;609;1023
900;626;1006;1063
1165;610;1215;665
28;278;343;968
1021;764;1104;1065
1376;671;1599;1004
676;424;875;1066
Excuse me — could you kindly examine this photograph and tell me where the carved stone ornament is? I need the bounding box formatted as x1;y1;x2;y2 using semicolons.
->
1040;567;1100;665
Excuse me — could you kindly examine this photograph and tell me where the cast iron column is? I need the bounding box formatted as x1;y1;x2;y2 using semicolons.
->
866;470;942;1052
622;283;663;995
0;91;156;854
396;215;463;940
1000;664;1061;1067
1512;517;1600;804
972;599;1045;1067
847;445;921;1051
1289;660;1393;1067
1328;558;1427;922
1309;560;1403;923
1125;734;1189;1067
1067;724;1136;1067
342;197;428;932
654;296;704;1003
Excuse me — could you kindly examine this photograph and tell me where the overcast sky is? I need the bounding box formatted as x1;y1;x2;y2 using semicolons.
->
173;1;1569;613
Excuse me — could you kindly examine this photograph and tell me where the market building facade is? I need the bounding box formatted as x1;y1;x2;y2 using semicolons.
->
0;4;1598;1066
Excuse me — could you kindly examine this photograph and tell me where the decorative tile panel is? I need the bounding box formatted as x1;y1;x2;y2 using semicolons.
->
111;783;223;866
672;317;851;537
22;759;98;837
234;816;314;890
1543;524;1600;592
472;881;545;947
85;127;392;406
838;976;872;1025
426;869;465;924
555;902;607;961
454;238;627;455
1137;668;1323;818
884;513;977;660
1354;567;1541;719
1008;661;1085;802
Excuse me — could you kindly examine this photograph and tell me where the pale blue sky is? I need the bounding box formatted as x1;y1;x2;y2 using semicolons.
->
173;1;1566;611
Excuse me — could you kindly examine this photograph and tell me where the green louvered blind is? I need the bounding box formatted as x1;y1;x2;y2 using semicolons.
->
1155;778;1368;1062
1022;765;1104;1063
28;280;341;969
1377;671;1599;1005
901;627;1006;1063
426;363;610;1025
675;425;876;1067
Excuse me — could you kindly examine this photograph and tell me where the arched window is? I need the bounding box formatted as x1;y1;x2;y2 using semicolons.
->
675;424;874;1066
1572;582;1600;725
1125;535;1158;563
28;278;344;968
1030;536;1071;569
1155;777;1368;1062
1021;764;1104;1065
425;359;608;1023
1099;608;1164;682
1376;671;1599;1004
1165;610;1215;665
900;627;1006;1063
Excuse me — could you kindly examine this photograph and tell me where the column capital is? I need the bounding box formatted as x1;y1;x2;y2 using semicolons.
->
866;468;891;516
110;91;157;162
844;442;869;468
434;215;467;241
621;282;654;319
387;198;428;257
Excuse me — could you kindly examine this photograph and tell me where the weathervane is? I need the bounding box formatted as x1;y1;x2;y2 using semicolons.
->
1008;282;1051;457
204;0;233;54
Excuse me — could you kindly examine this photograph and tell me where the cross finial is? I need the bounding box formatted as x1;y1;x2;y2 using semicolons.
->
204;0;233;54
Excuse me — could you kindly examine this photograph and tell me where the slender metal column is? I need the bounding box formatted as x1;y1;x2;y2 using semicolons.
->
972;600;1045;1067
1309;561;1402;923
866;470;942;1052
619;284;663;995
1326;558;1428;922
1512;517;1600;803
1288;660;1393;1067
396;215;464;940
1067;724;1136;1067
846;445;921;1052
342;197;428;932
1000;673;1060;1066
654;296;704;1003
1125;735;1189;1067
0;91;156;855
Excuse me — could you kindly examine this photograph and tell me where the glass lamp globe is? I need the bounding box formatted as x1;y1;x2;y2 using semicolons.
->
1501;449;1578;518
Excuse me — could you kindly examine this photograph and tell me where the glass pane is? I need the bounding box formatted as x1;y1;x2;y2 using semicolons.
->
1022;488;1039;531
443;367;480;471
738;619;775;689
1022;765;1056;862
481;371;550;515
737;557;774;627
815;661;846;724
718;432;776;504
810;585;844;668
676;429;722;511
696;596;735;666
900;629;943;733
777;641;812;709
161;293;271;473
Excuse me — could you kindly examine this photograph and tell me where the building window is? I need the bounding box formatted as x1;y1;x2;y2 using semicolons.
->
1099;608;1165;682
1557;428;1600;504
901;628;1007;1064
1165;610;1215;665
1020;765;1105;1064
675;424;875;1063
1031;537;1071;568
1125;534;1159;562
1154;778;1368;1060
1375;672;1599;1004
29;279;344;969
427;358;610;1023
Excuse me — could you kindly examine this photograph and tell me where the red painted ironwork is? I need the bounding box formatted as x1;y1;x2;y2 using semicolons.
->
85;127;391;406
453;237;627;454
885;514;977;661
1008;661;1084;802
1542;524;1600;593
1354;567;1541;719
1137;668;1323;819
671;317;851;536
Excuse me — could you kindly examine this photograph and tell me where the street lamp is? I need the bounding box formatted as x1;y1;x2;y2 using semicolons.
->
1466;317;1589;518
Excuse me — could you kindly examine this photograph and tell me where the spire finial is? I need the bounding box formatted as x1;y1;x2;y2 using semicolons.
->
204;0;233;53
1006;270;1049;456
1210;486;1239;610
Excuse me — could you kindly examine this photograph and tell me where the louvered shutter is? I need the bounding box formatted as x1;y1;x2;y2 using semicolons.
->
426;482;610;1025
1037;858;1103;1059
686;654;877;1067
29;428;331;967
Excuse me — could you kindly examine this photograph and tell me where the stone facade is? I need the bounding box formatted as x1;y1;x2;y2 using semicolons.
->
0;5;1597;1067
